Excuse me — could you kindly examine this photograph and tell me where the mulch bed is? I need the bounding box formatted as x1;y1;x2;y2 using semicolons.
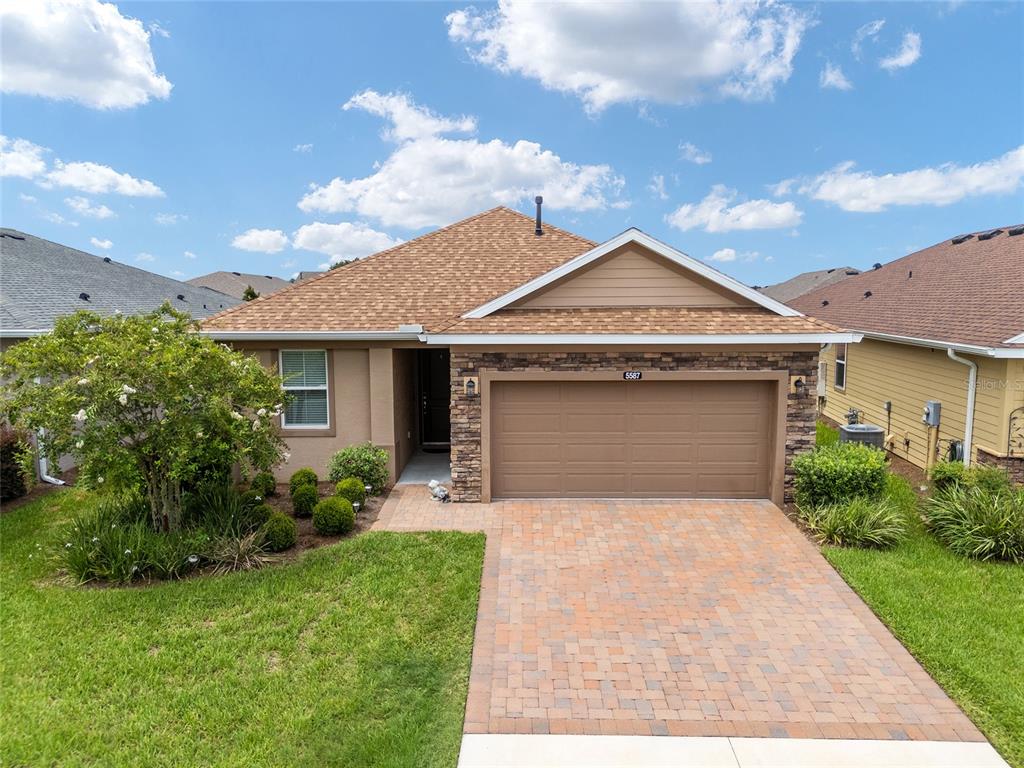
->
263;481;390;556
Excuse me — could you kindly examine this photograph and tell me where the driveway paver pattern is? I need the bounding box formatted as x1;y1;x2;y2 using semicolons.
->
374;486;983;742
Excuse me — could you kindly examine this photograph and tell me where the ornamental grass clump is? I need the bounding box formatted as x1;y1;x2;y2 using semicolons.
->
925;484;1024;563
313;497;355;536
798;496;908;549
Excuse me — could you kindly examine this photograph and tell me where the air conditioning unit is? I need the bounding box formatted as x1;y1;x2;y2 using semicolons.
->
839;423;885;450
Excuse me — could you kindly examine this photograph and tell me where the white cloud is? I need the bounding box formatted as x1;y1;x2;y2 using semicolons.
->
147;21;170;39
90;237;113;250
19;193;37;203
65;196;114;219
647;174;668;200
280;259;297;269
880;32;922;71
231;228;289;253
667;184;803;233
292;221;403;265
299;89;624;229
705;247;771;264
0;135;48;178
45;160;163;197
820;61;853;91
135;252;156;262
42;211;77;227
707;248;737;263
154;212;185;225
799;146;1024;212
851;19;885;58
183;250;197;259
768;178;796;197
170;270;184;277
446;1;810;113
679;142;712;165
293;143;314;153
0;0;172;109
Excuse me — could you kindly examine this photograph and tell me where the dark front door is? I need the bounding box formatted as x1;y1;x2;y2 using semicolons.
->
418;348;451;448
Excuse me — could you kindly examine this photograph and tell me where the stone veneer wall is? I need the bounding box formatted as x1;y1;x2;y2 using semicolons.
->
449;350;818;503
976;447;1024;486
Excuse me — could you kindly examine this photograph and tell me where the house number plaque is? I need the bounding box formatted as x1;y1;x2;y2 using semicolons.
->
623;371;643;381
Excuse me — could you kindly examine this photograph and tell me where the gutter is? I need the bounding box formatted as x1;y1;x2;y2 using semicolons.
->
946;349;978;467
859;330;1024;359
201;329;423;342
422;332;861;346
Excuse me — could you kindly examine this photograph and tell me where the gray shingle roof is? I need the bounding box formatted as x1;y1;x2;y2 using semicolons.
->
0;228;240;335
758;266;861;303
186;271;291;299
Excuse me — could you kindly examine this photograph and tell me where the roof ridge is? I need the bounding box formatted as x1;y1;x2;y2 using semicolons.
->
202;206;596;328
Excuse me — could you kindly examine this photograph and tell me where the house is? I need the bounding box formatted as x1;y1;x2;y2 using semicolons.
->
791;226;1024;482
0;229;238;347
201;206;858;505
187;271;291;299
759;266;861;303
296;271;323;282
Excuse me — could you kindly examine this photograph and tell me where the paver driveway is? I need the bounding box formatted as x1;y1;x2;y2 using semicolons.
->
374;486;983;743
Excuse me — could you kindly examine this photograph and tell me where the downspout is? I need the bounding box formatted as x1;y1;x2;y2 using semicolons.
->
946;349;977;466
32;377;65;485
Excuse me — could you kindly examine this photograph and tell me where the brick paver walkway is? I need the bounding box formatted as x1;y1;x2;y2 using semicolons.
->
374;486;983;743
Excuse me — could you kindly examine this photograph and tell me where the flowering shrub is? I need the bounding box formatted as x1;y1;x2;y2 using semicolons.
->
0;305;287;531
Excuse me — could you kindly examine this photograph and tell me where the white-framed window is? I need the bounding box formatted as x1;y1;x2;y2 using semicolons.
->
834;344;847;391
280;350;329;428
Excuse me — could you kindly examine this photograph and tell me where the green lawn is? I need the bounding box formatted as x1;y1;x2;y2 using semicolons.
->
1;489;484;768
825;526;1024;767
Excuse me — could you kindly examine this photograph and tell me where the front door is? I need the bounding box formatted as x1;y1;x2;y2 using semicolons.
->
418;349;451;448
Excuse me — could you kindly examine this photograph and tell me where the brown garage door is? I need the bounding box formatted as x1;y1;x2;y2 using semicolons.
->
490;379;775;499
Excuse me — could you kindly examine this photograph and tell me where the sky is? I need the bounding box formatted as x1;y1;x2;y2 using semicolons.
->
1;0;1022;289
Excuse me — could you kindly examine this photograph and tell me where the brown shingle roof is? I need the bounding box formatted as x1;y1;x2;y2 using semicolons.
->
202;207;595;332
439;307;841;336
187;271;291;299
790;226;1024;349
759;266;861;303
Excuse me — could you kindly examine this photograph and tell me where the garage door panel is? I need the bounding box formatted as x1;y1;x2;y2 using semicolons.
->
490;379;774;499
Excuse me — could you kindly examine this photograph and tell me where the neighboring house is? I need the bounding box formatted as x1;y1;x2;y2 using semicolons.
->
202;206;856;505
791;226;1024;482
759;267;861;303
187;271;291;299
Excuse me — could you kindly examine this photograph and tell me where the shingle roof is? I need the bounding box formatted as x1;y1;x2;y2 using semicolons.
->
186;271;291;299
759;266;861;303
0;228;239;335
201;206;843;338
790;226;1024;349
438;307;842;336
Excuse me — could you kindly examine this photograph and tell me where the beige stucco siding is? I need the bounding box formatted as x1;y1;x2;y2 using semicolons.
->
820;338;1018;468
517;245;754;309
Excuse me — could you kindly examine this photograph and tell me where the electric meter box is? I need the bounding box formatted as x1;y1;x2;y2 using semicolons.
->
922;400;941;427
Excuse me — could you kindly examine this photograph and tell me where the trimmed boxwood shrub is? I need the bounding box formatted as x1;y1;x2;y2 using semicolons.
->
925;484;1024;563
335;477;366;506
798;496;907;549
1;427;29;502
313;497;355;535
242;502;274;532
327;443;389;494
251;471;277;497
262;512;297;552
793;443;888;508
291;484;318;517
289;467;318;496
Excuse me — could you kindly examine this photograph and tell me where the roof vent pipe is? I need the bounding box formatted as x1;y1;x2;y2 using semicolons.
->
534;195;543;236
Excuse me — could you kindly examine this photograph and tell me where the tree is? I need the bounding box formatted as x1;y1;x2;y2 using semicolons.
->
1;305;287;531
242;285;259;301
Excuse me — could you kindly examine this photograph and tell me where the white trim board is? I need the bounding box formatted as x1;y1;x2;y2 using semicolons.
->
201;330;422;341
1004;330;1024;345
858;331;1024;359
457;734;1009;768
462;228;803;319
426;332;861;346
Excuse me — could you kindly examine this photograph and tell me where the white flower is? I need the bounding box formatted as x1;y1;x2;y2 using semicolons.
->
97;476;104;484
74;408;88;423
77;378;89;386
282;452;291;462
65;542;72;548
230;360;239;367
118;393;128;406
75;440;84;449
152;327;159;333
122;385;137;394
257;408;267;417
124;549;132;555
91;537;99;543
196;430;204;438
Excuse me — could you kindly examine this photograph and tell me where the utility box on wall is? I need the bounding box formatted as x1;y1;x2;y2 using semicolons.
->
922;400;941;427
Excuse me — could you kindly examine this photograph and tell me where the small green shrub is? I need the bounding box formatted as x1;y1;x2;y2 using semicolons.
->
262;512;297;552
289;468;318;496
799;496;908;549
239;489;265;510
335;477;366;506
291;484;319;517
815;420;839;448
929;461;966;493
793;443;888;508
251;471;277;497
243;502;274;532
327;443;389;494
312;497;355;535
0;427;30;502
930;461;1011;495
925;485;1024;563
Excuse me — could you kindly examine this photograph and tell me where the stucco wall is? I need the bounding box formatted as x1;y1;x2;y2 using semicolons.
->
820;339;1020;468
449;348;818;504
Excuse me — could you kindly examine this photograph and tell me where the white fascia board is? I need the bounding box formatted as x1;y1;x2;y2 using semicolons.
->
859;330;1024;358
0;329;50;338
201;330;424;342
1004;331;1024;344
425;332;861;346
462;228;803;319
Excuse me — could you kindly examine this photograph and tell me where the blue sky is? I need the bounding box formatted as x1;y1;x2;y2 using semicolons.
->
1;1;1022;288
